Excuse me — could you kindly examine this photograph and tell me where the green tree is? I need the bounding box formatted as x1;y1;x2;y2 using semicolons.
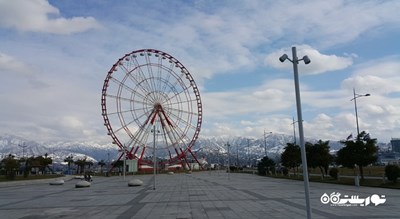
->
1;154;20;179
33;156;52;175
257;156;275;175
336;131;378;179
21;156;33;178
281;143;301;175
385;164;400;183
306;140;333;178
98;160;106;173
85;160;93;170
75;159;86;174
112;160;124;173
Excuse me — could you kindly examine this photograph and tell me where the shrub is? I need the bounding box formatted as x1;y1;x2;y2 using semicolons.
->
329;168;339;180
385;164;400;183
282;167;289;176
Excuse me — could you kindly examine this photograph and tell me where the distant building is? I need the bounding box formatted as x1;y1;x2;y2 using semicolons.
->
391;138;400;153
378;151;400;165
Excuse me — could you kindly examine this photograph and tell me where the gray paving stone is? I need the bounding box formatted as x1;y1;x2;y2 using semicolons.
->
0;171;399;218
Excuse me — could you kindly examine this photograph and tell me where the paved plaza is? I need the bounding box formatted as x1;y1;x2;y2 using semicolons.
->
0;171;399;219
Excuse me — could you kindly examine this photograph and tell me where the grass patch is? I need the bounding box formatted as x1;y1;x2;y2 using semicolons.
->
237;165;400;189
263;173;400;189
0;174;64;182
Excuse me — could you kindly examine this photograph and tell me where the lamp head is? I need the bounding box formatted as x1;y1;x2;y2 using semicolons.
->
279;54;288;62
365;94;371;96
302;55;311;64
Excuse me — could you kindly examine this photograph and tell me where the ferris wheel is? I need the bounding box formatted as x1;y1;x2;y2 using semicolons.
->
101;49;203;170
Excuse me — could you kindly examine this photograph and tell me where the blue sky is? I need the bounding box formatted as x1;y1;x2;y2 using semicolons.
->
1;0;400;144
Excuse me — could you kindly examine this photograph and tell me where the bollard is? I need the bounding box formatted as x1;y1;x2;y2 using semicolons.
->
128;179;143;187
355;175;360;187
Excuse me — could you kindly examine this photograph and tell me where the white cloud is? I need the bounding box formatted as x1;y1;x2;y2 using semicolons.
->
202;78;296;121
1;0;400;144
342;58;400;95
0;52;30;73
60;116;83;129
0;0;101;34
365;105;385;115
0;52;48;88
265;45;354;75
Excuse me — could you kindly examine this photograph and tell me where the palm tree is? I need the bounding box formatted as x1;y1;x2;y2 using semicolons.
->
74;159;86;174
281;143;301;175
64;155;74;175
98;160;106;173
306;140;333;178
1;154;20;180
336;131;378;179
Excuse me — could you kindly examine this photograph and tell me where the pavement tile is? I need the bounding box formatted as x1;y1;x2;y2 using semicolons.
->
1;171;400;219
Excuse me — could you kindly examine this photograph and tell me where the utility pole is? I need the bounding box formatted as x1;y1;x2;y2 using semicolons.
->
236;144;239;167
152;127;160;190
226;142;230;179
18;143;28;158
264;130;272;157
247;139;250;167
292;117;297;145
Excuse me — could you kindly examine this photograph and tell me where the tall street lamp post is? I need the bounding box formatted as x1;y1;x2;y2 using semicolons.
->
291;117;298;145
18;143;28;158
118;146;127;180
123;145;127;180
152;127;160;190
226;142;230;180
279;46;312;219
351;88;370;140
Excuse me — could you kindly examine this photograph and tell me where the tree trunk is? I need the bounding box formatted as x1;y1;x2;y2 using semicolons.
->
319;166;324;179
324;165;329;177
359;165;364;180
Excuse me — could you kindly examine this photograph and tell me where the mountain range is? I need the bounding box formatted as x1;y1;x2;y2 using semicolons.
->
0;133;390;165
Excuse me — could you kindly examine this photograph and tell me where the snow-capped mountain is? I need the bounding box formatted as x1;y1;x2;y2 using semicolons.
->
0;133;349;165
0;134;117;163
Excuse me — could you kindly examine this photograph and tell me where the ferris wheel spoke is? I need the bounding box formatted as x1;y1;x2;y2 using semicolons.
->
162;104;196;126
127;122;152;149
107;109;133;115
166;111;197;131
106;94;135;103
132;57;158;97
157;59;164;94
160;73;173;94
167;120;197;145
158;108;191;148
112;109;152;135
113;119;136;135
109;76;148;100
161;87;191;105
157;62;177;94
163;103;199;117
164;113;194;143
120;62;157;103
164;78;186;98
166;100;197;111
144;56;160;97
106;94;153;108
122;111;156;152
158;112;180;145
